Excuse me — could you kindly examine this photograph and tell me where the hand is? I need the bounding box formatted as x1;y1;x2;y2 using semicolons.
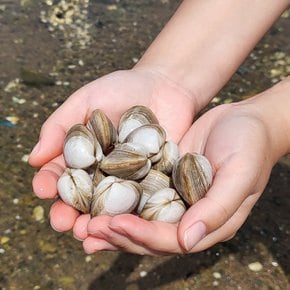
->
29;67;196;233
83;87;286;255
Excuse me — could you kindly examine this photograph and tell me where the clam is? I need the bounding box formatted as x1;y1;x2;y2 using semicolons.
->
118;105;159;143
87;109;117;154
57;168;93;213
63;124;103;169
140;188;186;223
124;124;166;158
153;141;179;175
137;169;170;213
100;142;151;180
91;176;142;216
172;153;213;206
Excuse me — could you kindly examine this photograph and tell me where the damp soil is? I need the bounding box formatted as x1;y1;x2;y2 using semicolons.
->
0;1;290;289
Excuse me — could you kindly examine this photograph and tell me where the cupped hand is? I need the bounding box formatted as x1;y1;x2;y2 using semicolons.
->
29;68;196;233
83;98;278;255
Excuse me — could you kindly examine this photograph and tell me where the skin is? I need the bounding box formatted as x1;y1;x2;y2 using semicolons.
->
29;0;290;255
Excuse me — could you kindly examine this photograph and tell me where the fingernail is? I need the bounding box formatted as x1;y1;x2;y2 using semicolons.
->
183;221;207;251
30;140;41;156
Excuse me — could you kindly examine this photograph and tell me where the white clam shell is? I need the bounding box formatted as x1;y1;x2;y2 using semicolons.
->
57;168;93;213
63;124;103;169
118;105;159;143
124;124;166;156
137;169;170;214
91;176;142;216
140;188;186;223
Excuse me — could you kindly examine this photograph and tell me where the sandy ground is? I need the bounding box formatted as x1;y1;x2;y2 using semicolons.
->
0;1;289;289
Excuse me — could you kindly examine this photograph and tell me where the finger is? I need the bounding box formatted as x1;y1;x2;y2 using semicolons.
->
178;154;257;251
50;200;80;232
108;214;183;254
83;236;118;253
29;92;89;167
73;214;91;241
32;155;65;199
88;215;166;255
190;192;260;252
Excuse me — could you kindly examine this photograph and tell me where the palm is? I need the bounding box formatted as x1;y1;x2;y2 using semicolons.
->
29;68;195;233
85;103;275;255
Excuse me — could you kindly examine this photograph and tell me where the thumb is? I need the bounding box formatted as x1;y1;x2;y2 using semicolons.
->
29;95;88;167
177;155;255;252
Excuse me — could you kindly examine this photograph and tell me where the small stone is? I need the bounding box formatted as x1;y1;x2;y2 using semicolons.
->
212;281;219;287
15;215;21;220
33;286;41;290
78;60;84;66
12;96;26;104
107;4;118;11
21;154;29;163
13;198;19;204
0;248;5;254
38;240;57;253
4;79;20;92
0;236;10;244
132;57;139;63
213;272;222;279
271;261;279;267
20;230;27;235
33;206;45;222
139;271;147;277
248;262;263;272
6;116;19;125
85;256;92;262
58;276;75;287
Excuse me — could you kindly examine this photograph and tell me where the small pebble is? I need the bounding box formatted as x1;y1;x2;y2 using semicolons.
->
85;256;92;263
139;271;147;277
13;198;19;204
248;262;263;272
0;236;10;244
271;261;279;267
33;206;45;222
213;272;222;279
107;4;118;11
21;154;29;163
0;248;5;254
212;281;219;287
6;116;19;125
78;60;84;66
12;96;26;104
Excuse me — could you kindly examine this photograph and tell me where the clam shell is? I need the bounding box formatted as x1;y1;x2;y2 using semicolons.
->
137;169;170;213
124;124;166;156
99;143;150;180
57;168;93;213
87;109;117;155
172;153;213;206
63;124;102;169
140;188;186;223
91;176;142;216
118;105;159;143
153;141;179;175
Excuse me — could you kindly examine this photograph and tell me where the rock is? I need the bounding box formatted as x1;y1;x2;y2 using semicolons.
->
248;262;263;272
33;205;45;222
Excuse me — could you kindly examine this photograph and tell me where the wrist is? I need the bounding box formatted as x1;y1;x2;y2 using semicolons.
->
135;0;289;111
243;77;290;162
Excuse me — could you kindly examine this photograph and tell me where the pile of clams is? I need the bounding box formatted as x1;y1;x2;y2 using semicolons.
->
57;106;213;223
